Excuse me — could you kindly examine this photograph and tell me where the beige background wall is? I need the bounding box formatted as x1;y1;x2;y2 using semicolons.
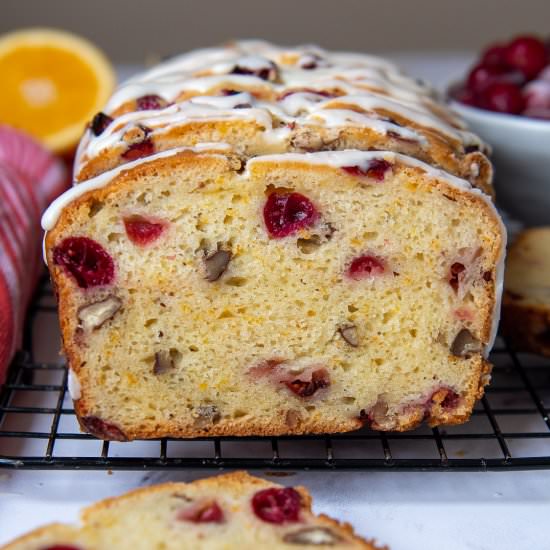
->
1;0;549;62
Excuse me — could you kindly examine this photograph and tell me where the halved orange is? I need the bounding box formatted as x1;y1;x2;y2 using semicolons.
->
0;28;115;153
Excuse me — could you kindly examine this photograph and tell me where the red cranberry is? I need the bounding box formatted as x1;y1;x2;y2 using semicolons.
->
379;115;403;127
178;501;224;523
122;138;155;161
481;43;509;67
279;88;334;100
454;307;474;322
523;107;550;120
251;487;301;524
524;80;550;109
263;191;318;238
123;216;166;246
451;86;478;107
80;416;127;441
248;358;286;379
301;61;318;70
347;255;385;280
466;63;508;92
285;368;330;398
431;388;460;410
136;94;167;110
441;390;460;409
448;262;465;293
342;159;392;182
480;82;525;114
53;237;114;289
220;89;241;96
91;112;113;136
541;66;550;82
505;35;548;79
299;53;324;70
231;60;278;81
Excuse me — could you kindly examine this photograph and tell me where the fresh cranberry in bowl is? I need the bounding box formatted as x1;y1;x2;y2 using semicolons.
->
524;80;550;109
522;107;550;120
505;35;548;79
451;86;477;107
481;43;508;67
480;81;526;114
448;33;550;225
451;33;550;119
466;63;509;93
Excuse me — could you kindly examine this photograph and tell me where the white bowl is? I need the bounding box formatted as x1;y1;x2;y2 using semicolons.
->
450;99;550;226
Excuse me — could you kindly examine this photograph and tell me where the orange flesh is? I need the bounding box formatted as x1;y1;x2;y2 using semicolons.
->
0;45;100;138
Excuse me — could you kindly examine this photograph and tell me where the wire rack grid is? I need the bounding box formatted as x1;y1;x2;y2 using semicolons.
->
1;276;550;471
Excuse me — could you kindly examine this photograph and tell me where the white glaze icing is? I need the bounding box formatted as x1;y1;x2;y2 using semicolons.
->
305;108;424;142
84;101;274;159
246;149;472;189
190;91;254;109
207;55;277;75
319;95;461;140
81;90;438;169
486;219;507;357
68;369;81;400
278;91;326;116
74;40;484;180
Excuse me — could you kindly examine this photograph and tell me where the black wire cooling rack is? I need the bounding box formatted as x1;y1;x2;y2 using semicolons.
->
1;276;550;471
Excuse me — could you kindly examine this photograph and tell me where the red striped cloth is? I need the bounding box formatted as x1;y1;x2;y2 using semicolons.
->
0;125;67;384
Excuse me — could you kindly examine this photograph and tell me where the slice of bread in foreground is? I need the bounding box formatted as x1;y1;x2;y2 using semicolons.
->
1;471;382;550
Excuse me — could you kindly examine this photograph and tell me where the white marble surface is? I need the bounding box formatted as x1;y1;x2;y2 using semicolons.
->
1;469;550;549
2;53;550;550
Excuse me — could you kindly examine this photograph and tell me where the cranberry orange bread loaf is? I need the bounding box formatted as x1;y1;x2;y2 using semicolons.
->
1;471;382;549
42;41;506;440
502;227;550;356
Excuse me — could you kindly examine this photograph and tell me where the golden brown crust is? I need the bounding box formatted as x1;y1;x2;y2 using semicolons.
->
82;472;380;550
80;471;275;518
0;524;81;550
